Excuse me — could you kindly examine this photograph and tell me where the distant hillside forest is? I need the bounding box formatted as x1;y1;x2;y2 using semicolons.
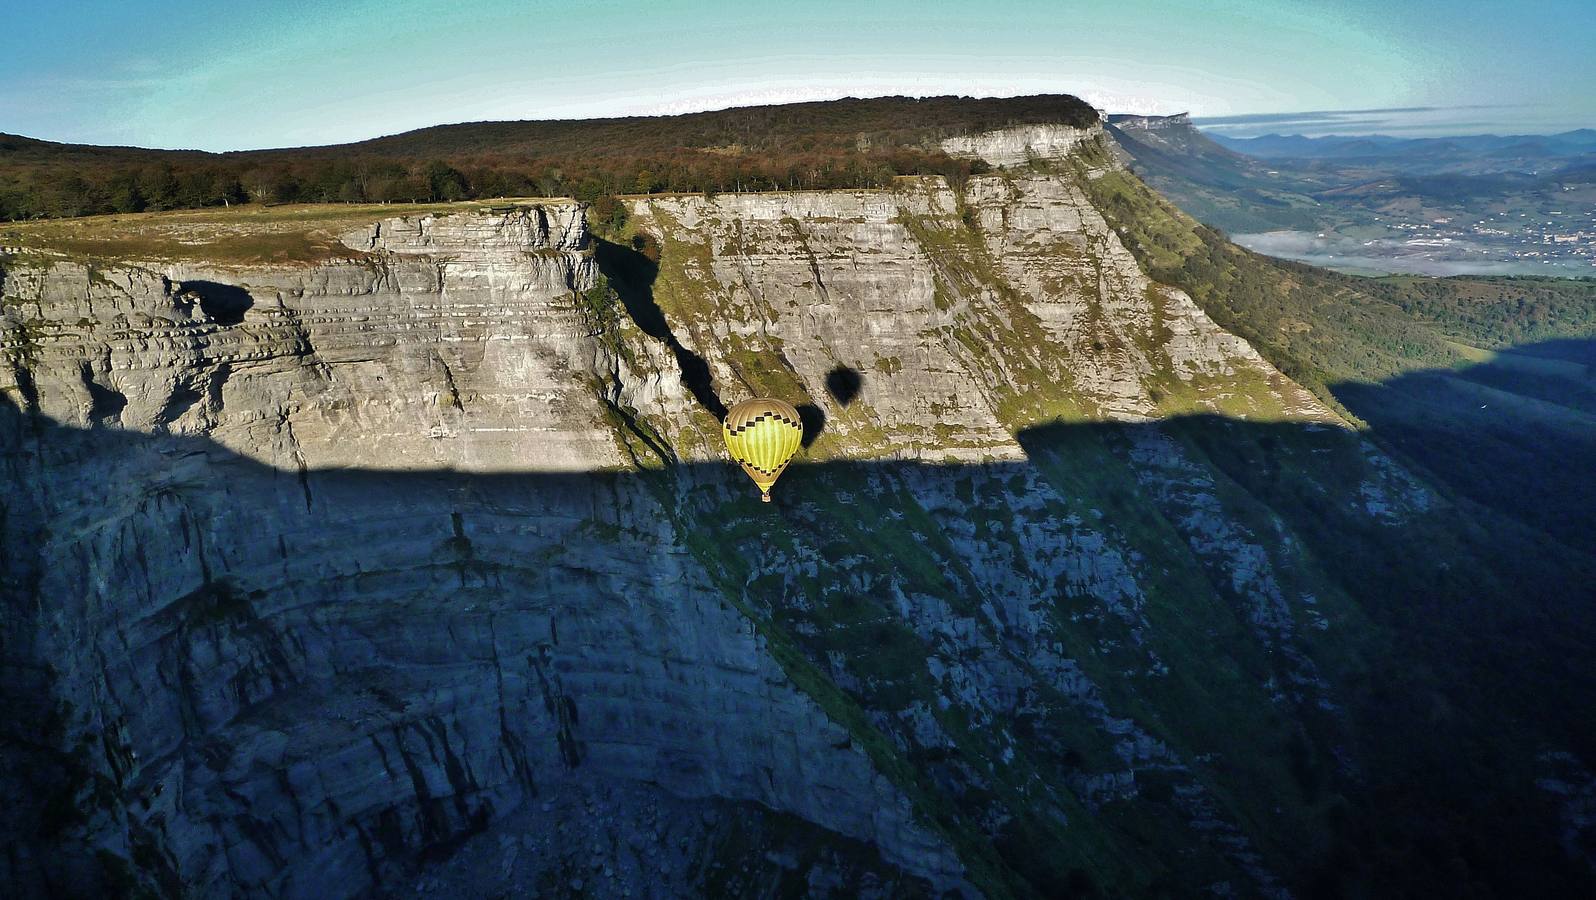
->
0;95;1097;220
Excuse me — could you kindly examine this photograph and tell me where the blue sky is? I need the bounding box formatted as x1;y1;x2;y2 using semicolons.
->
2;0;1592;151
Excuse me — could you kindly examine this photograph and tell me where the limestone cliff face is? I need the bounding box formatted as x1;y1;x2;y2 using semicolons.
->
2;204;957;896
1106;112;1193;132
614;153;1329;462
5;205;616;473
1104;112;1227;158
940;123;1103;167
2;130;1439;898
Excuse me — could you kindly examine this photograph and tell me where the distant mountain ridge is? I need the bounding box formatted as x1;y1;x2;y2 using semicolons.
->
1105;112;1330;232
1212;128;1596;175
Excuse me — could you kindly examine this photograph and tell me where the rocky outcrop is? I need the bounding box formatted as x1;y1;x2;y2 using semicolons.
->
940;123;1103;167
1106;112;1193;132
617;156;1334;459
3;206;613;473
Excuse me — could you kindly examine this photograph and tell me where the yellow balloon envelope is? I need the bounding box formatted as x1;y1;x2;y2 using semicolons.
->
722;398;804;502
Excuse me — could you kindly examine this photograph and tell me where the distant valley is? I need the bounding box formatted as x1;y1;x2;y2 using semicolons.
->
1108;113;1596;276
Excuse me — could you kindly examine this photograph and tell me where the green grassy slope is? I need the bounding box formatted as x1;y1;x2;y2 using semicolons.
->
1074;136;1596;545
1105;119;1334;232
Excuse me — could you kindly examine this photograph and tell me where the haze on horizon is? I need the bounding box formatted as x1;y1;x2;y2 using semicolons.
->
3;0;1593;152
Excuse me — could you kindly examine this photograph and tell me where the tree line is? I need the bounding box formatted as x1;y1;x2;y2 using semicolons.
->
0;94;1102;220
0;148;991;220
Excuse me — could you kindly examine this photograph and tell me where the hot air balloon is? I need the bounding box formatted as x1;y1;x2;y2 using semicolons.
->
722;398;804;502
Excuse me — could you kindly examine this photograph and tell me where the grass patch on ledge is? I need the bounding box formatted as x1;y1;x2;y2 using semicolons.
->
0;197;570;266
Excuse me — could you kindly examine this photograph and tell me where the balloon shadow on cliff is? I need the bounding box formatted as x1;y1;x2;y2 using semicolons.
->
594;237;726;420
825;366;862;407
796;403;825;448
796;366;863;447
593;239;866;452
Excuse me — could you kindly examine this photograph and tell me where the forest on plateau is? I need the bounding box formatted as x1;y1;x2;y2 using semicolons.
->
0;95;1099;220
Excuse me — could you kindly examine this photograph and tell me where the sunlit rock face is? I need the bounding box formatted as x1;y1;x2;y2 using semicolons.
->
615;157;1332;463
940;123;1103;167
5;205;613;473
2;130;1443;899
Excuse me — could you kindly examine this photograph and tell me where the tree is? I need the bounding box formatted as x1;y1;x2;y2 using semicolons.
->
175;169;217;208
49;176;99;217
536;173;563;197
108;174;147;213
241;169;277;205
424;161;468;201
573;178;605;204
141;166;180;209
219;177;247;207
586;194;627;236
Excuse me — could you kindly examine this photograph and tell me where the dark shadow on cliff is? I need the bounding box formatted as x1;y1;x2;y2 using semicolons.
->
80;363;127;425
176;280;254;326
795;403;825;448
593;237;726;419
1328;336;1596;547
825;366;862;406
796;366;863;447
592;240;861;445
5;339;1596;898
